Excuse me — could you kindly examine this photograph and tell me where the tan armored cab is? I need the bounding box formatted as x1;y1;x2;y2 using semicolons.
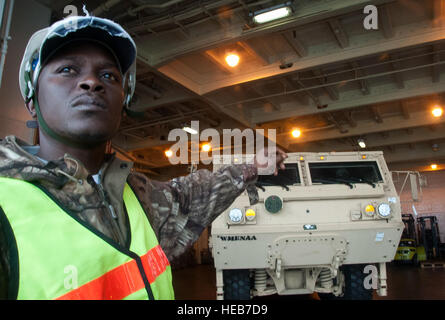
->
211;151;404;300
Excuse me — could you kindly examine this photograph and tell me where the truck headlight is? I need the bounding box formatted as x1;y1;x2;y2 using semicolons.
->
228;208;243;223
377;203;391;218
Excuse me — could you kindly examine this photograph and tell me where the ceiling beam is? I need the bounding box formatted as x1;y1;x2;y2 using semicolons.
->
282;30;307;57
328;19;349;48
252;75;445;124
203;50;235;74
324;112;348;134
236;40;269;66
371;106;383;123
384;144;445;163
351;61;370;95
113;114;253;152
207;19;445;94
247;85;281;111
142;0;394;67
390;54;404;89
313;69;339;100
278;77;308;105
343;111;357;128
280;108;445;147
135;46;254;134
379;5;394;38
388;160;444;172
157;18;445;95
293;124;445;152
132;87;195;111
197;89;256;128
290;75;321;106
432;44;441;83
400;101;410;119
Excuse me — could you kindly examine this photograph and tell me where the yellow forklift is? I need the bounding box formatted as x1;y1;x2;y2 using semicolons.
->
394;214;427;266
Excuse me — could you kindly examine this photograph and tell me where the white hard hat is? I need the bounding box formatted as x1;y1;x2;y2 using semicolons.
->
19;15;137;108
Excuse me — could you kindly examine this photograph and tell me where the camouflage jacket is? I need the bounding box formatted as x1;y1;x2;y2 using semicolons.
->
0;135;259;299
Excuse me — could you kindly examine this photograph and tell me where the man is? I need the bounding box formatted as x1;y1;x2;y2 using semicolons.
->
0;15;287;300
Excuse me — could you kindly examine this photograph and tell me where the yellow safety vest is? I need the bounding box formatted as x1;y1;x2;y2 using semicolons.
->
0;177;174;300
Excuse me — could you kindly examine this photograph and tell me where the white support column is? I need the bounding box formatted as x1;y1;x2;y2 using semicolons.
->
216;269;224;300
377;262;387;296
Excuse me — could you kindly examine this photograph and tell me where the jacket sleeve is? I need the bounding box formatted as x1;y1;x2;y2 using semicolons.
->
128;164;258;262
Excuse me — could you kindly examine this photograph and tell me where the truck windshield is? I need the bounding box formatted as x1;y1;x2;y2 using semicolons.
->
257;163;301;186
309;161;383;185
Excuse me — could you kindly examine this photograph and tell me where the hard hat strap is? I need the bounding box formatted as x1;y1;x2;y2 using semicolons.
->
32;96;97;149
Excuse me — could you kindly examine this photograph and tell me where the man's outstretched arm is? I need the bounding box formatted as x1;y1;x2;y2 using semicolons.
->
128;148;287;262
128;164;258;262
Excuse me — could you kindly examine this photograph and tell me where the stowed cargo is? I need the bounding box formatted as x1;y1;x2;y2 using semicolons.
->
210;151;404;300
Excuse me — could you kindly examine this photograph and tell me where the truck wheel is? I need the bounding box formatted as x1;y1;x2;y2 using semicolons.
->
319;264;373;300
223;269;251;300
341;264;373;300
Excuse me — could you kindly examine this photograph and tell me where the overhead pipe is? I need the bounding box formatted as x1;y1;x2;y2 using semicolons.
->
92;0;122;16
122;0;273;33
114;0;187;20
128;0;186;14
0;1;6;27
0;0;14;88
120;108;209;132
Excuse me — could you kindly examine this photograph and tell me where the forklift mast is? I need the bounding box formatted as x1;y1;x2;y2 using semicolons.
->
402;214;417;242
417;216;441;259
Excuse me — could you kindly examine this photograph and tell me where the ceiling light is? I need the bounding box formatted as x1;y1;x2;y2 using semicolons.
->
252;3;292;24
291;128;302;138
165;149;173;158
225;53;240;67
202;144;211;152
432;106;443;118
431;164;438;170
182;126;198;135
358;139;366;149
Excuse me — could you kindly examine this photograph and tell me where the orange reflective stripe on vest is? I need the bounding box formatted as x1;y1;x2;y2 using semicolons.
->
141;245;171;283
56;244;170;300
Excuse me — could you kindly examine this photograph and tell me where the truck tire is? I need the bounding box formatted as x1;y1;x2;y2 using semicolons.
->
319;264;373;300
223;269;251;300
341;264;373;300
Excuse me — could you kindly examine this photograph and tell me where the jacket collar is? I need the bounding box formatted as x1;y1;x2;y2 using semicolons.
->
0;135;133;192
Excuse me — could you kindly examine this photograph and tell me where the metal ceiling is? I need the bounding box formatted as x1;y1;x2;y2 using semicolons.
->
36;0;445;177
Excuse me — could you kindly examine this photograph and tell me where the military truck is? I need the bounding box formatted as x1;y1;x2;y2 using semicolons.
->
210;151;404;300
